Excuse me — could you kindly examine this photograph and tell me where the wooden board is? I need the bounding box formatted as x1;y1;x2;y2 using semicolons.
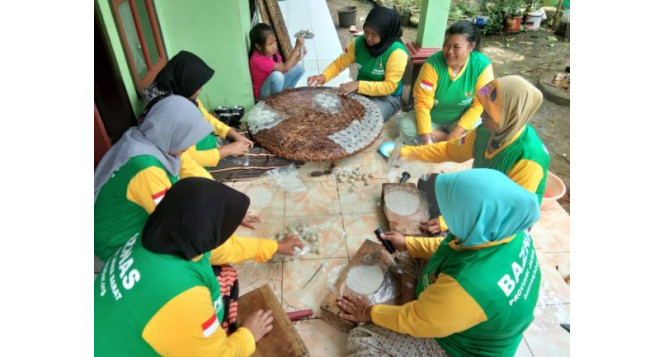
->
381;183;430;236
256;0;271;27
320;239;394;332
264;0;293;59
237;284;309;357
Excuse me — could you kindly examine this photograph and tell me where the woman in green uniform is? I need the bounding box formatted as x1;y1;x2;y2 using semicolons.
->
95;177;304;356
400;75;550;234
94;95;214;262
336;169;542;357
142;51;253;169
399;20;494;144
307;7;408;121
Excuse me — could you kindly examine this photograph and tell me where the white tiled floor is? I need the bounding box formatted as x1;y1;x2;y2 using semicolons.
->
277;0;352;88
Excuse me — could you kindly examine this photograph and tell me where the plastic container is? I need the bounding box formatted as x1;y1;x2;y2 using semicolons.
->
541;171;566;209
338;6;357;28
524;11;543;30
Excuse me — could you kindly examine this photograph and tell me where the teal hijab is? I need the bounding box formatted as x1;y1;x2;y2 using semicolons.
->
435;169;540;247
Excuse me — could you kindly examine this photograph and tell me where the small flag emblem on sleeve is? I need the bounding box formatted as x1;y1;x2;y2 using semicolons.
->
420;80;434;91
202;314;220;338
151;189;167;205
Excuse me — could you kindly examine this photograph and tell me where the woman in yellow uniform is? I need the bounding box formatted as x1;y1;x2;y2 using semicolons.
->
400;75;550;234
95;177;303;356
142;51;253;169
308;7;408;121
94;95;214;261
337;169;542;357
399;20;494;144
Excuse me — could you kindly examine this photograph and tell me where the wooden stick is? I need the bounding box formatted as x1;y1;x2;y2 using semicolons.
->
552;0;564;30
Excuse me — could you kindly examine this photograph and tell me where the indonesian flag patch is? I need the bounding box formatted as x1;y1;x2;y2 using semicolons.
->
420;80;434;91
151;189;167;205
202;314;220;338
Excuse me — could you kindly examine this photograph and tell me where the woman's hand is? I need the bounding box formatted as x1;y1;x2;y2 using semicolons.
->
219;141;250;157
277;234;304;255
240;214;261;230
419;218;441;235
295;35;305;48
336;293;372;323
381;231;407;252
229;129;254;148
242;309;274;342
419;133;434;145
431;130;448;142
308;74;326;86
339;81;360;96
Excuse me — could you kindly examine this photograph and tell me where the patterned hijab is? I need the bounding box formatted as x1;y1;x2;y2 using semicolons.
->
434;168;540;247
476;75;543;153
142;177;250;260
363;6;403;57
94;96;213;201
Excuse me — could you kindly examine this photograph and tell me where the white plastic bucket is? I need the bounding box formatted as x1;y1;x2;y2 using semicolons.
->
524;11;543;30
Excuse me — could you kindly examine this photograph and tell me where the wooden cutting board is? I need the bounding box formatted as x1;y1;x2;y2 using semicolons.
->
237;284;309;357
320;239;394;332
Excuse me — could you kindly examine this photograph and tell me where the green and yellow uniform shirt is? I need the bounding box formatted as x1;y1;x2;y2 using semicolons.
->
94;155;177;261
322;36;408;97
413;51;493;135
94;233;279;356
401;124;549;230
94;153;211;261
371;233;540;357
186;99;233;169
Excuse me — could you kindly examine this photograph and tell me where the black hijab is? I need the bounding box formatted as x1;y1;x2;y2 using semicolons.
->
153;50;215;98
142;177;250;260
138;51;215;122
363;7;403;57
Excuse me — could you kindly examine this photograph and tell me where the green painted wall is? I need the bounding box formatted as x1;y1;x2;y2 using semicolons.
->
95;0;144;115
95;0;255;115
154;0;255;110
417;0;450;48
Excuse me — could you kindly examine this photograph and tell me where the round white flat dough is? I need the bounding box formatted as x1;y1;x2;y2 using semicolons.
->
346;265;384;295
384;190;420;216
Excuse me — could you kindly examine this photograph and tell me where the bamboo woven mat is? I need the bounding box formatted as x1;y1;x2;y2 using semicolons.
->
245;87;383;162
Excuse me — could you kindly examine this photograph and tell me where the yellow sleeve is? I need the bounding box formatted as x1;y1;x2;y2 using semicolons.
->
358;49;408;96
180;151;214;180
197;99;231;138
456;65;495;130
413;62;439;135
143;286;256;357
371;274;487;338
322;41;356;83
209;234;279;265
400;127;477;163
126;167;172;214
405;236;444;259
506;159;544;194
438;215;449;232
185;144;221;169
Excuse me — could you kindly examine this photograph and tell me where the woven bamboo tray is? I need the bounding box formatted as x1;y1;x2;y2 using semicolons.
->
244;87;383;162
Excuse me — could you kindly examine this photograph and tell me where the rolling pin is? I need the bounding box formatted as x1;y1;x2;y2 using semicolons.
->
286;309;313;321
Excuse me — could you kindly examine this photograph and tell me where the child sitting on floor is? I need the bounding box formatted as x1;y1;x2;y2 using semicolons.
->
249;23;306;101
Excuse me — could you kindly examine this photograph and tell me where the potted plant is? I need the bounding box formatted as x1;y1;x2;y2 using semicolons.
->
502;0;526;33
478;0;506;34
